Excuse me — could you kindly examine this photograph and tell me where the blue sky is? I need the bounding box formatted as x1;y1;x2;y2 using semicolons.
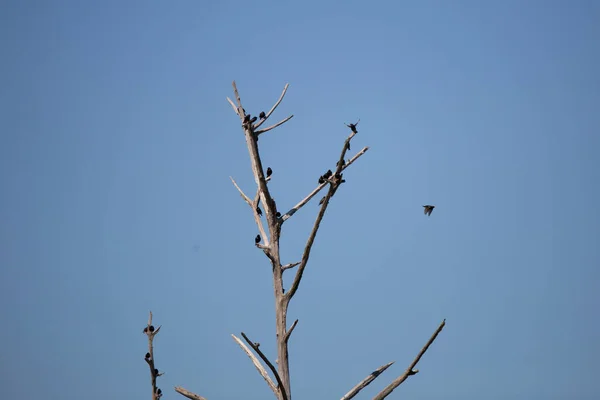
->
1;1;599;399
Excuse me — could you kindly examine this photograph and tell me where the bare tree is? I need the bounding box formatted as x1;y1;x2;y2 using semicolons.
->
144;82;446;400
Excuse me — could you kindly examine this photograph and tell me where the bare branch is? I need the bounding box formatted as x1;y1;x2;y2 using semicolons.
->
285;130;367;302
231;334;279;398
226;97;239;115
144;311;163;400
174;387;208;400
230;176;252;206
284;319;298;342
255;115;294;135
341;361;394;400
253;83;290;130
372;319;446;400
241;332;288;400
281;146;369;222
281;262;300;271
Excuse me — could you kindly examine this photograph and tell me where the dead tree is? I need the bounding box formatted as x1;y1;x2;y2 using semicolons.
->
148;82;445;400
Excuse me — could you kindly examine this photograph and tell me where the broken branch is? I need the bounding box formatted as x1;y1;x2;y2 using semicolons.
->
341;361;394;400
372;319;446;400
231;334;279;398
281;262;300;271
284;319;298;342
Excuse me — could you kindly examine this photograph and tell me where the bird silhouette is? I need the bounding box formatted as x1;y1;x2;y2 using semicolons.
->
266;167;272;178
345;119;360;133
423;205;435;216
259;111;266;119
256;206;262;217
255;234;261;244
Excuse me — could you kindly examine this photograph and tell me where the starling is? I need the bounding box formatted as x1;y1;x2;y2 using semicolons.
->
243;114;251;123
149;325;155;332
266;167;272;178
145;352;151;359
256;206;262;217
276;212;281;218
345;119;360;133
423;205;435;216
157;388;162;395
143;327;148;333
336;159;345;167
324;169;333;178
318;176;325;184
255;234;261;244
154;369;159;375
250;116;257;123
345;141;351;151
259;111;266;119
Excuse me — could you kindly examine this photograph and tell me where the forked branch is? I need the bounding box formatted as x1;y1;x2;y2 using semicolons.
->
232;334;279;398
241;332;288;400
372;319;446;400
253;84;290;130
256;115;294;135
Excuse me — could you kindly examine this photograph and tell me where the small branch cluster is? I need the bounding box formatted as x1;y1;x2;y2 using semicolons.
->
143;311;163;400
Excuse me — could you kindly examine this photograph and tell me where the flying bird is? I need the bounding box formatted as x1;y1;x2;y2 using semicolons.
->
423;205;435;216
266;167;273;178
259;111;266;119
255;234;261;244
345;119;360;133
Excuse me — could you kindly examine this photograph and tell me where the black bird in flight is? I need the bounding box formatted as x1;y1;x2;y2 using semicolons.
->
423;205;435;216
255;234;261;244
256;206;262;217
259;111;266;119
266;167;273;178
345;119;360;133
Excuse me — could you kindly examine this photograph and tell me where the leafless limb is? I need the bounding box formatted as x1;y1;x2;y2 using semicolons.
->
230;176;252;206
341;361;395;400
253;83;290;130
372;319;446;400
226;97;239;115
174;386;208;400
284;130;362;302
284;319;298;342
281;146;369;221
255;115;294;135
143;311;163;400
281;262;300;271
241;332;288;400
232;334;279;398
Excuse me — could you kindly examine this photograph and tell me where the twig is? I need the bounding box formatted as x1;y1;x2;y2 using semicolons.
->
284;319;298;342
281;262;300;271
230;176;252;206
143;311;163;400
255;115;294;135
281;146;369;221
253;83;290;130
174;387;208;400
231;334;279;398
241;332;288;400
226;97;239;115
340;362;394;400
372;319;446;400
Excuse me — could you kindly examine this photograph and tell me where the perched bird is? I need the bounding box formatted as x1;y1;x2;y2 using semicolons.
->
149;325;155;332
345;141;351;151
250;116;257;123
423;205;435;216
255;234;261;244
324;169;333;178
266;167;273;178
345;119;360;133
256;206;262;217
336;159;345;167
276;212;281;219
259;111;266;119
243;114;251;123
145;352;151;359
318;176;325;184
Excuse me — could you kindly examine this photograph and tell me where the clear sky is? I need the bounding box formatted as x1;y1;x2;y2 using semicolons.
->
1;1;599;399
